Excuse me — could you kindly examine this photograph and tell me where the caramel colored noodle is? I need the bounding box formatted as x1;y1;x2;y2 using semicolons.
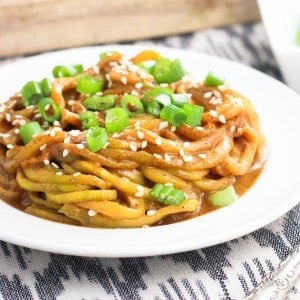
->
0;50;266;228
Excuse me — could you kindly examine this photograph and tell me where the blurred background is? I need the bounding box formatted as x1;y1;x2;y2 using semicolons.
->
0;0;260;58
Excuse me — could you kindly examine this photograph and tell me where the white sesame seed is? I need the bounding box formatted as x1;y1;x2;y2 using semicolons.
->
6;144;13;149
183;155;193;162
76;143;85;149
164;182;173;187
120;76;127;84
34;113;41;119
204;91;213;98
198;153;207;159
64;136;71;143
5;113;11;122
44;104;50;111
229;125;236;133
209;110;218;118
129;143;137;152
73;172;81;176
88;209;97;217
183;141;190;148
39;144;47;151
179;149;185;156
141;140;147;148
159;121;169;130
164;153;171;162
170;125;176;132
0;133;10;138
14;129;20;134
49;129;56;137
154;138;163;146
137;131;144;139
136;185;143;192
131;90;139;97
134;121;141;129
0;104;6;112
213;90;221;97
153;153;162;159
51;162;60;169
135;190;144;197
134;82;143;89
69;130;80;137
53;120;60;126
146;209;157;216
43;159;50;165
218;114;226;124
195;126;204;131
62;149;69;157
112;132;121;138
56;171;63;176
68;100;75;106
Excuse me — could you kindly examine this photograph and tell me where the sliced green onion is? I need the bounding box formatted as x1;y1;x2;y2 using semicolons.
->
79;111;99;129
207;185;238;207
203;71;225;87
85;126;108;152
152;57;185;83
182;103;204;127
296;25;300;46
144;100;162;117
171;94;189;107
121;94;144;116
83;94;116;111
99;50;121;60
137;60;156;73
150;183;186;206
160;104;186;127
19;121;43;144
76;75;104;95
143;87;173;101
105;107;129;133
38;97;61;123
39;78;52;97
153;93;171;106
52;64;83;78
21;81;43;106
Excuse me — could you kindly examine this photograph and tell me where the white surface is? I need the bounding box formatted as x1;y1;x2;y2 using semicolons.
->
0;45;299;257
258;0;300;93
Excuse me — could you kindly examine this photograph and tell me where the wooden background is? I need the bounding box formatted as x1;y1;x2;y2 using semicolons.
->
0;0;260;57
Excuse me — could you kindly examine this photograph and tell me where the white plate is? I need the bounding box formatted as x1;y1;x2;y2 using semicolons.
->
0;45;300;257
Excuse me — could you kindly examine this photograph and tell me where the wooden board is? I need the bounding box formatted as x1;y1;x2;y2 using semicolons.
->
0;0;260;57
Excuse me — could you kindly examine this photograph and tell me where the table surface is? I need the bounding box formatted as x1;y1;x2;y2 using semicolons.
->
0;21;299;300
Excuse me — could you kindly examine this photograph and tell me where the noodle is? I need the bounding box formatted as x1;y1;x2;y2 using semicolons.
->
0;49;266;228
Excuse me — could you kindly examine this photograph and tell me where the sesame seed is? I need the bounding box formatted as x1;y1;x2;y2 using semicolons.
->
134;82;143;89
159;121;169;130
153;153;162;159
155;138;163;146
88;209;97;217
14;129;20;134
136;185;143;192
64;136;71;143
62;149;69;157
0;133;10;138
39;144;47;151
229;125;236;133
56;171;63;176
54;86;62;94
73;172;81;176
44;104;50;111
5;113;11;122
218;114;226;124
69;130;80;137
183;155;193;162
0;105;6;112
131;90;139;97
183;141;190;148
164;182;173;187
209;110;218;118
68;100;75;106
204;91;213;98
51;162;60;169
7;144;13;149
179;149;185;156
112;132;121;138
129;143;137;152
49;129;56;137
76;143;85;149
120;76;127;84
164;153;171;162
134;121;141;129
135;190;144;197
213;90;221;97
137;131;144;139
53;120;60;126
141;140;147;148
170;125;176;132
34;113;41;119
43;159;50;165
198;153;207;159
146;209;157;216
195;126;204;131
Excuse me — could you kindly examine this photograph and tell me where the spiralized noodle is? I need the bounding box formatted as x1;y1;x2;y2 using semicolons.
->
0;50;266;228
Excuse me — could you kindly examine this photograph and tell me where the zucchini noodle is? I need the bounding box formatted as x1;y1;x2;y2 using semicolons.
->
0;50;266;228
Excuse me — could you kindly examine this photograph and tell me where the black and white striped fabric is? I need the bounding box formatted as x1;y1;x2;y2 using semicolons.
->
0;22;299;300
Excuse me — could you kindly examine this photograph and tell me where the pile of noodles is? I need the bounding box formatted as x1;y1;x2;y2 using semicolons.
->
0;50;265;228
